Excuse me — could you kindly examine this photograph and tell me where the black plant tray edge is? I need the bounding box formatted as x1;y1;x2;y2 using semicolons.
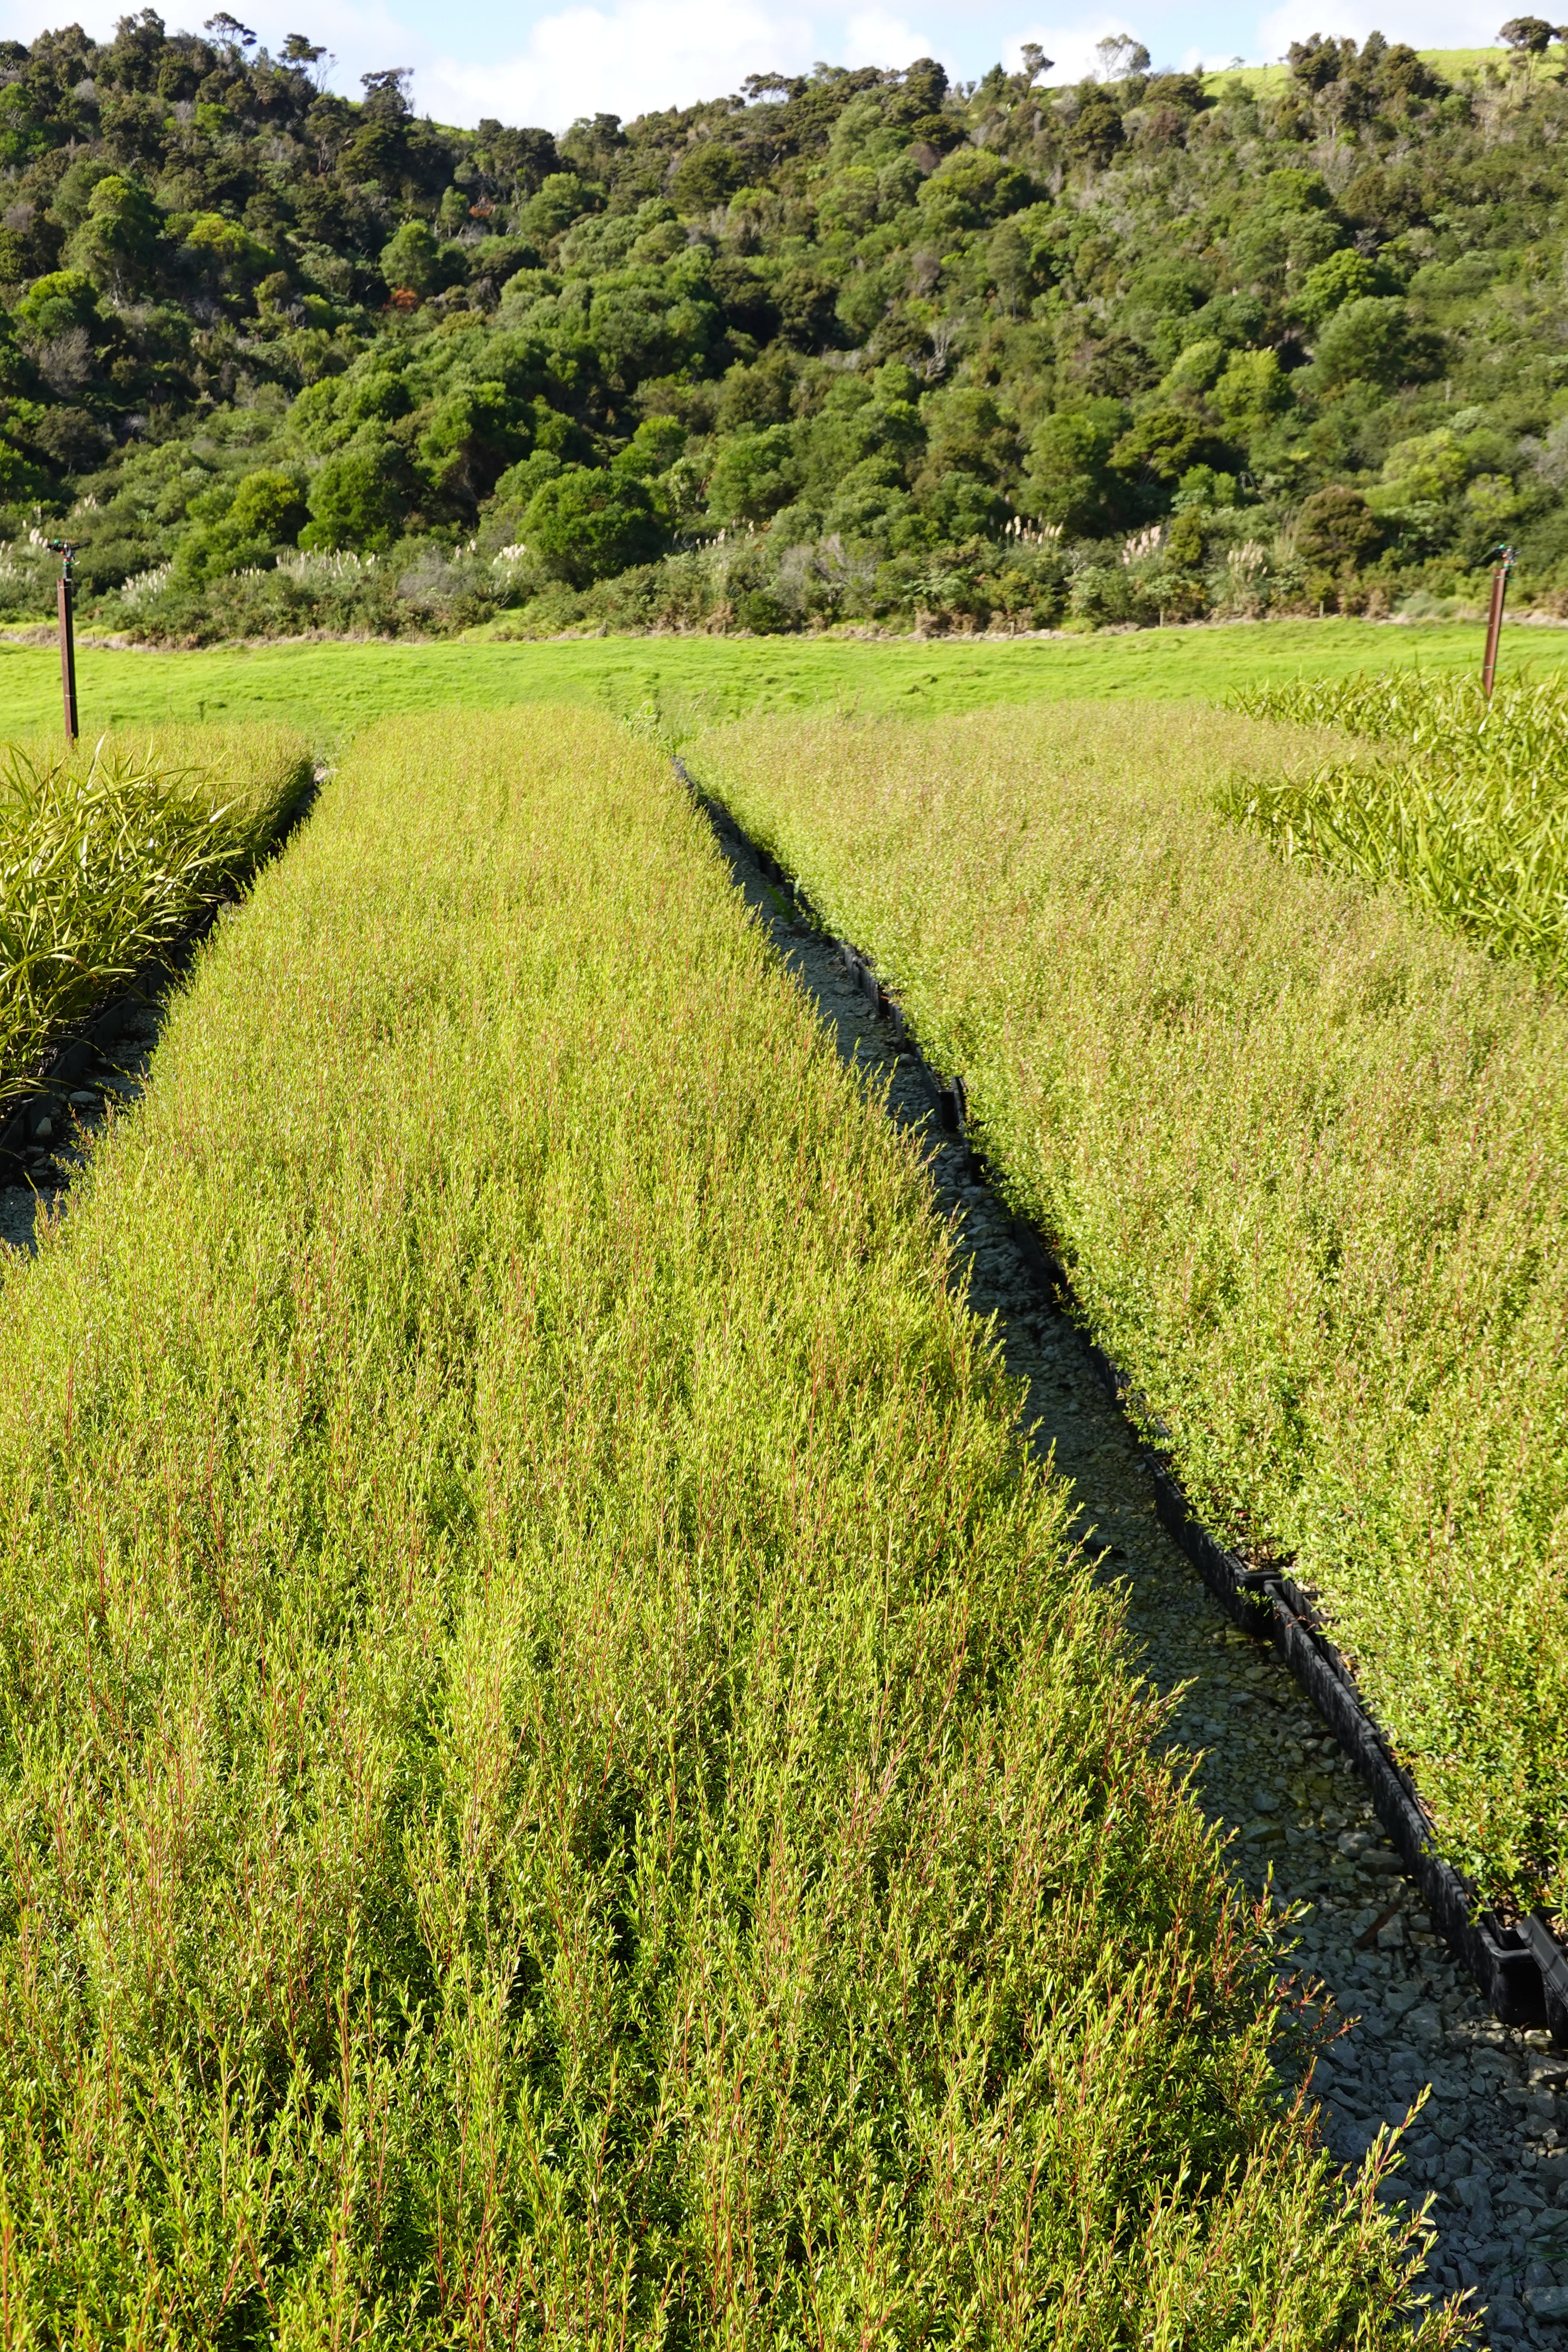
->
678;758;1568;2046
0;774;319;1186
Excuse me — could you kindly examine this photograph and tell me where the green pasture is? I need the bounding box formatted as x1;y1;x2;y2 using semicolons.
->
0;618;1550;748
1202;46;1553;97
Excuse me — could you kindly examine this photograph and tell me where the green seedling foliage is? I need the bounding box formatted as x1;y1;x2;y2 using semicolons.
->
1229;668;1568;974
692;698;1568;1916
0;705;1461;2342
0;723;310;1112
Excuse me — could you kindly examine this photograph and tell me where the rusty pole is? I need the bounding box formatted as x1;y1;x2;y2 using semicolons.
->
46;540;80;743
1482;544;1514;702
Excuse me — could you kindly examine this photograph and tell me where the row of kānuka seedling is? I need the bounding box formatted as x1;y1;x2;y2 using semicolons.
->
690;698;1568;1929
0;705;1462;2344
0;725;310;1119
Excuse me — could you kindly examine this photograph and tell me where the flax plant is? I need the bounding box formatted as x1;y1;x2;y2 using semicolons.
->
0;725;310;1113
692;700;1568;1919
0;707;1462;2345
1229;670;1568;973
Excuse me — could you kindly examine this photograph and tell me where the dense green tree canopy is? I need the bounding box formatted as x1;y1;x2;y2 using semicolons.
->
2;17;1568;639
521;463;666;582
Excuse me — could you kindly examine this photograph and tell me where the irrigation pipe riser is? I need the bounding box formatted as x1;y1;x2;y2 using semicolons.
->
675;753;1568;2049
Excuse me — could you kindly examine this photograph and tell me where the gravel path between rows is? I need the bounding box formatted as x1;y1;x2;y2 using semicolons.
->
704;808;1568;2351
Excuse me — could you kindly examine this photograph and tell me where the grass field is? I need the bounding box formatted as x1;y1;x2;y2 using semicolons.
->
1201;48;1553;97
0;616;1549;746
0;703;1460;2344
692;700;1568;1917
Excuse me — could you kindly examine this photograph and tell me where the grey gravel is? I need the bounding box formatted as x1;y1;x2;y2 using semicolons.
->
712;814;1566;2350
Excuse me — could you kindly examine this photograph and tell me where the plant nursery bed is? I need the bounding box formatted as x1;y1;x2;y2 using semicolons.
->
680;715;1568;2044
0;723;312;1135
0;766;318;1183
0;703;1467;2343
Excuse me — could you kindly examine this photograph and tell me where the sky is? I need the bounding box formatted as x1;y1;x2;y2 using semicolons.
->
0;0;1514;129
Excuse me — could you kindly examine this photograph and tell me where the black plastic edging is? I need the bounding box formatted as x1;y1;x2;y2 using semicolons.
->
678;755;1568;2047
0;776;319;1184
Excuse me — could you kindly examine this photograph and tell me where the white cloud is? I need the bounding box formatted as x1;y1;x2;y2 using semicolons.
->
22;0;1432;132
0;0;109;35
1001;15;1150;83
0;0;356;62
0;0;941;126
843;6;934;67
0;0;440;104
1255;0;1503;51
420;0;937;127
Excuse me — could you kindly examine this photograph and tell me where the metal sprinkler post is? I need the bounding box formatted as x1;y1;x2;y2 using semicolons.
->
45;539;80;744
1482;542;1515;701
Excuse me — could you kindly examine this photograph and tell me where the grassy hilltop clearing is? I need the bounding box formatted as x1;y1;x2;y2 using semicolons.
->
3;21;1568;644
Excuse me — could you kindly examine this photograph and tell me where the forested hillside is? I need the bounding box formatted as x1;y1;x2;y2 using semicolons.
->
3;15;1568;640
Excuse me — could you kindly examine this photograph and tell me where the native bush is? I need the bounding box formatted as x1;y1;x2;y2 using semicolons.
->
4;23;1568;643
521;464;667;585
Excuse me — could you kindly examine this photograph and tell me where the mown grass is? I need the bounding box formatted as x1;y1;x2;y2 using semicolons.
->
0;725;310;1116
1230;671;1568;976
691;699;1568;1920
0;616;1542;744
0;704;1461;2345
